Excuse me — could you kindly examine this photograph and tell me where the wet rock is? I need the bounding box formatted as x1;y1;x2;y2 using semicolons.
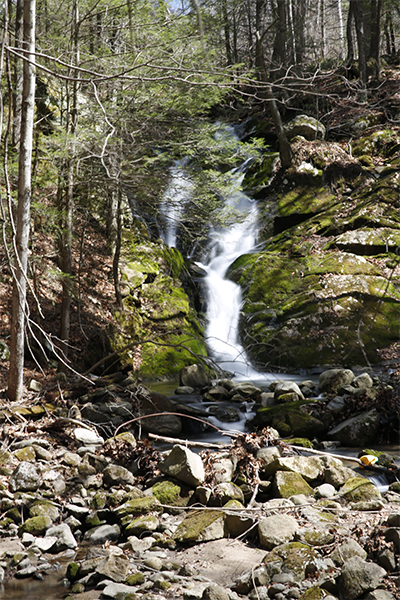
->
179;364;210;389
328;408;381;446
319;369;355;393
258;514;298;550
9;461;42;492
84;523;121;544
159;444;205;487
339;556;386;599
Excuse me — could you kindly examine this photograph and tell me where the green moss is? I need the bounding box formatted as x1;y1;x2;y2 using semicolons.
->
152;480;183;505
173;509;224;543
298;587;326;600
66;562;80;582
243;151;278;193
339;476;381;502
254;401;326;438
283;438;313;448
115;496;162;518
19;515;52;536
277;186;335;217
126;572;145;585
274;471;313;498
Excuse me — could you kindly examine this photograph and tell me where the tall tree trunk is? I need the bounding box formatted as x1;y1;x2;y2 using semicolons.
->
59;0;79;370
8;0;36;402
369;0;381;79
287;0;296;65
12;0;23;147
336;0;344;60
346;0;355;63
294;0;306;65
319;0;325;59
353;0;367;100
222;0;233;65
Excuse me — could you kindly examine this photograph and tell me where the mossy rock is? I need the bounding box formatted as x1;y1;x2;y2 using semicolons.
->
151;480;184;505
29;500;59;521
124;514;159;535
14;446;36;462
173;509;225;543
6;508;22;524
115;496;162;518
254;401;326;439
263;542;318;582
19;515;52;536
126;572;145;585
339;476;381;502
243;151;278;194
298;587;326;600
284;438;313;448
66;562;80;582
273;471;313;498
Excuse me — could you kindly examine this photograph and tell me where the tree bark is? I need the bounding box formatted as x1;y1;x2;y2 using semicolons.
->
222;0;233;65
12;0;23;147
369;0;381;79
346;0;354;63
353;0;367;100
8;0;36;402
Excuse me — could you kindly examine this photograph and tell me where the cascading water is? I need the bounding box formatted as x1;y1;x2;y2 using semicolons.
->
160;124;275;383
159;157;192;248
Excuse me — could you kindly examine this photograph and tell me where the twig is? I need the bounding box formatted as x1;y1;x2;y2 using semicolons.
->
148;432;228;450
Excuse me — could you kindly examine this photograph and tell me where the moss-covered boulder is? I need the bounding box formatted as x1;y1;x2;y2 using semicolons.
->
115;496;162;519
19;515;52;536
253;401;327;438
327;408;381;447
338;476;381;503
112;229;207;380
173;509;226;543
273;471;314;498
29;501;59;522
123;514;159;535
263;542;319;582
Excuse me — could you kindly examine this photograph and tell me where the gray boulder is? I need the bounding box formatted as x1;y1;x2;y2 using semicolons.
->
158;444;205;487
84;524;121;545
96;549;130;583
353;372;374;389
319;368;355;393
328;408;381;446
179;364;209;389
9;462;42;492
284;115;326;141
339;556;386;599
258;514;298;550
274;381;304;401
103;464;135;487
45;523;77;551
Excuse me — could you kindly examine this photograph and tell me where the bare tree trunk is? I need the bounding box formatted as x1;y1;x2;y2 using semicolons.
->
8;0;36;402
222;0;233;65
369;0;381;79
346;0;355;63
12;0;23;147
336;0;344;60
113;188;123;308
59;0;79;370
287;0;296;64
353;0;367;100
294;0;306;65
319;0;325;59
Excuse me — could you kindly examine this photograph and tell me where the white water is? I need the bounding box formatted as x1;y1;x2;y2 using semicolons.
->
159;157;192;248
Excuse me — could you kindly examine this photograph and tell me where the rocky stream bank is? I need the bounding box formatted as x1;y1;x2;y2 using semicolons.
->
0;366;398;600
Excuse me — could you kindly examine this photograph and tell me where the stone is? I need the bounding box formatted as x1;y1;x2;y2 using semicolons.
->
284;115;326;141
179;364;210;389
274;381;304;401
295;528;335;546
202;584;230;600
224;500;254;537
328;409;381;446
33;536;57;552
326;396;346;414
19;515;52;536
273;471;313;498
319;369;355;393
124;514;159;535
314;484;336;498
364;590;397;600
173;510;226;543
353;372;374;389
212;457;235;483
339;556;386;599
84;524;121;544
324;464;357;488
101;581;137;599
9;461;42;492
213;482;244;505
103;464;135;487
159;444;205;487
45;523;77;551
96;549;130;582
74;427;104;447
264;456;324;482
258;514;298;550
124;535;155;554
339;476;381;502
330;538;367;566
29;500;59;522
256;446;282;468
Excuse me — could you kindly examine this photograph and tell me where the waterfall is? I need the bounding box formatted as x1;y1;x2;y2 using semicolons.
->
159;157;192;248
159;125;275;383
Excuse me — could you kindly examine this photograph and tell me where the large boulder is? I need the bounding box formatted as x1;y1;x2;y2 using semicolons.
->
9;462;42;492
284;115;326;141
328;408;381;446
319;368;355;393
158;444;205;487
258;514;298;550
173;510;226;543
339;557;386;599
179;364;210;389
